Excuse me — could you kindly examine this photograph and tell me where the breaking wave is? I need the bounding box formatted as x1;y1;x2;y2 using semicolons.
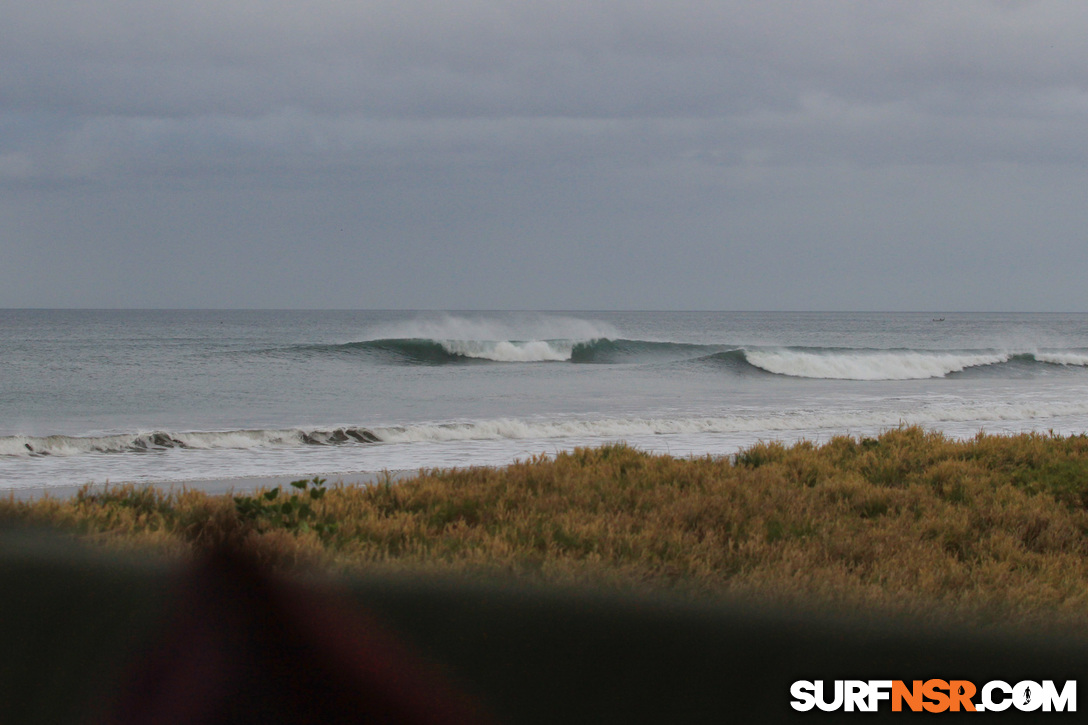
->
353;338;573;363
570;339;719;363
1;428;381;458
9;395;1088;459
1035;351;1088;367
736;348;1088;380
278;336;1088;377
305;338;724;364
740;349;1011;380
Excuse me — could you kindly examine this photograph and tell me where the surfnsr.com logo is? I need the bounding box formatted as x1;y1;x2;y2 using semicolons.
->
790;680;1076;713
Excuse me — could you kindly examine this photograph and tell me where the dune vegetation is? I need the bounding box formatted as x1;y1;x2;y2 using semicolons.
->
5;427;1088;627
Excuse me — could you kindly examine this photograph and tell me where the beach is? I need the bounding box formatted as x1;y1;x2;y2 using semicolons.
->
6;427;1088;628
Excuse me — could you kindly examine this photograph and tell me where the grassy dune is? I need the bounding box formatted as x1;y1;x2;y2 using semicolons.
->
5;427;1088;627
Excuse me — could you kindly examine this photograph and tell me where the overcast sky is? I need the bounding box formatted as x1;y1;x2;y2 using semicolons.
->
3;1;1087;310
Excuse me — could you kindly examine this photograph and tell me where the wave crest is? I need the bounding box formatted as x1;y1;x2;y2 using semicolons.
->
1035;351;1088;367
742;349;1011;380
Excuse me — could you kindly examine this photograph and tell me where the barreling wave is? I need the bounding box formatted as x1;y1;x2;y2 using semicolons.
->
300;337;724;364
341;338;573;364
353;338;576;363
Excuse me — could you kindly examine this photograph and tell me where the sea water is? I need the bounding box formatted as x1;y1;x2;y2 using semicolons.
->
3;309;1088;491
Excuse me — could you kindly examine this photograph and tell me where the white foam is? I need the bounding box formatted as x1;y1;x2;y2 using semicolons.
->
440;339;573;362
373;400;1088;443
3;429;306;458
174;430;303;449
366;313;619;345
744;350;1009;380
1035;351;1088;366
8;395;1088;462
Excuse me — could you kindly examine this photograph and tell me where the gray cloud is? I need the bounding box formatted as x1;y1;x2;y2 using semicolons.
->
8;2;1086;115
3;1;1088;309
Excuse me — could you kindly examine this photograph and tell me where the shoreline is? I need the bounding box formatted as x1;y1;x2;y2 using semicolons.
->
1;470;414;502
5;428;1088;630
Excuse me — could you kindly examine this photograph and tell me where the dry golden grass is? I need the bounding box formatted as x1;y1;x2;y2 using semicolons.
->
5;427;1088;627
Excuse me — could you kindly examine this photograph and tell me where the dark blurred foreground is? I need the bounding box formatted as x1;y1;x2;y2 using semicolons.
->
1;525;1085;723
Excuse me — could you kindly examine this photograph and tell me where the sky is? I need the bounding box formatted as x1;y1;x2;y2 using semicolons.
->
2;0;1087;311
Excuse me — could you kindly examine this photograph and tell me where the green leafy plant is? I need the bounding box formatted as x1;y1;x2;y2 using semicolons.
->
233;476;337;537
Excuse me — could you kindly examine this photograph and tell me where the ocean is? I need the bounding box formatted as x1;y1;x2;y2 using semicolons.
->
4;309;1088;493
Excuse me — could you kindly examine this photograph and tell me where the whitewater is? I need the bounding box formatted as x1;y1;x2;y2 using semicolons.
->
4;310;1088;491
